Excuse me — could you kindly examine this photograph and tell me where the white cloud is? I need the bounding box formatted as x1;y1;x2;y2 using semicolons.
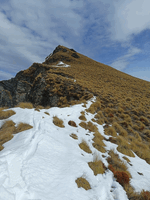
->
0;0;84;74
111;47;141;70
109;0;150;41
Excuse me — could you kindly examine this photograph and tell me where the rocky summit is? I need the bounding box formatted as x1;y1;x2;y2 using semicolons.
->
0;45;150;112
0;45;92;108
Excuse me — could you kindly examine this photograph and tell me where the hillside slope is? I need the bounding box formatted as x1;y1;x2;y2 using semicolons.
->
0;45;150;199
0;98;150;200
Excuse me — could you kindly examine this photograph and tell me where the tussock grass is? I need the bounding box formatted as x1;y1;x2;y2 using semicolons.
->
104;126;117;137
88;153;105;175
36;105;45;109
107;149;130;174
92;131;106;153
16;102;33;109
79;140;92;153
130;139;150;164
0;109;16;119
94;111;105;125
79;121;98;132
53;116;65;128
122;156;131;163
15;123;33;134
86;99;101;114
124;185;150;200
79;114;87;121
44;112;50;115
75;177;91;190
0;120;15;150
70;133;78;140
68;120;77;127
112;122;128;136
0;120;33;150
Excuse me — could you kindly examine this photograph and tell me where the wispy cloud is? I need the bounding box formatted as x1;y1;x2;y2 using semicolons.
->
0;0;150;82
108;0;150;42
110;47;141;70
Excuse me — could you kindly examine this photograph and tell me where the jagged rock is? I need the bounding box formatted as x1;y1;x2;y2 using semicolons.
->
0;47;92;108
71;53;80;58
70;49;76;52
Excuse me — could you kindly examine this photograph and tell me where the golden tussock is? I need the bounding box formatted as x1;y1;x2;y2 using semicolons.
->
75;177;91;190
53;116;65;128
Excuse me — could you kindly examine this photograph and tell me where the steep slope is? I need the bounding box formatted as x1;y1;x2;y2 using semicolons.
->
0;45;150;199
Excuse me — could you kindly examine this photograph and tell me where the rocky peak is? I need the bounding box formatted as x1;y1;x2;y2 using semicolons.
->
44;45;80;64
0;46;92;108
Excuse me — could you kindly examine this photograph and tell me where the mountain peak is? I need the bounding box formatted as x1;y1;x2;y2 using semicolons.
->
43;45;80;64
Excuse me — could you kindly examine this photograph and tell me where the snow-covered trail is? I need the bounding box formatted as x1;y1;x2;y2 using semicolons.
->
0;98;149;200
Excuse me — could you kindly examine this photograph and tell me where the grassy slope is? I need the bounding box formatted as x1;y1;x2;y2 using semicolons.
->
1;45;150;199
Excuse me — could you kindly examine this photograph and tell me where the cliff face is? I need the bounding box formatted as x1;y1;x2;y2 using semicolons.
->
0;46;92;108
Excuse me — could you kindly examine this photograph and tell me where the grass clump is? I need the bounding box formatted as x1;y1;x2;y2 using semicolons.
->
0;120;33;150
44;112;50;115
79;121;98;132
16;102;33;109
53;116;65;128
79;115;87;121
92;131;106;153
79;140;92;153
104;126;117;137
75;177;91;190
112;122;128;136
70;133;78;140
86;99;101;114
0;109;16;120
88;154;105;175
0;120;16;150
68;120;77;127
117;137;135;157
15;123;33;133
107;149;130;174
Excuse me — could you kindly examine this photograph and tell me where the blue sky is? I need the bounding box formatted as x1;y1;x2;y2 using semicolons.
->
0;0;150;82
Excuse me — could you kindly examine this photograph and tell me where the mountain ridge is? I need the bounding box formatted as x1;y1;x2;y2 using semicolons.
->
0;45;150;199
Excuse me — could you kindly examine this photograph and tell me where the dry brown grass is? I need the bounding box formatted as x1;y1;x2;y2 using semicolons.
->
104;126;117;137
79;121;98;132
92;131;106;153
86;99;101;114
53;116;65;128
0;120;33;150
70;133;78;140
35;105;45;109
75;177;91;190
107;149;130;175
16;102;33;109
79;115;87;121
0;120;15;150
15;123;33;133
0;109;16;120
44;112;50;115
88;153;105;175
68;120;77;127
122;156;131;163
124;185;150;200
112;122;128;136
79;140;92;153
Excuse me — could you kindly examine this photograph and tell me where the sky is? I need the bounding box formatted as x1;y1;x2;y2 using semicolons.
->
0;0;150;81
0;97;150;199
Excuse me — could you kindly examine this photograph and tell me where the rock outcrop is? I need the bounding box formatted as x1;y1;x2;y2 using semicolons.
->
0;46;92;108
